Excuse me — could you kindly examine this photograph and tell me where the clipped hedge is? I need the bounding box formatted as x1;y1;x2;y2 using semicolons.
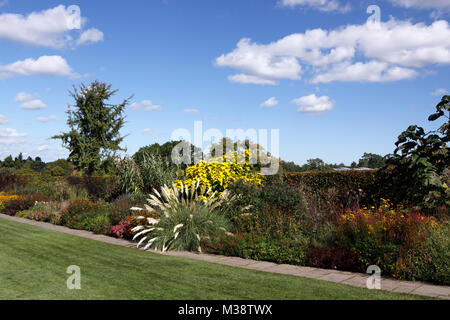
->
66;176;118;200
284;170;388;206
0;173;118;200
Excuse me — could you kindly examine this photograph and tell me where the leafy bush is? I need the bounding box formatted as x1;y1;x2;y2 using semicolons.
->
109;194;146;225
15;201;68;224
334;200;440;277
285;170;384;210
60;200;112;234
395;221;450;285
66;176;118;200
1;193;48;216
306;247;365;273
226;181;306;239
202;233;308;265
176;150;263;194
112;210;158;240
383;95;449;210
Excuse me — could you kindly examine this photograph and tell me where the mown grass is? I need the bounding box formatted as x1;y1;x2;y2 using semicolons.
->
0;218;431;300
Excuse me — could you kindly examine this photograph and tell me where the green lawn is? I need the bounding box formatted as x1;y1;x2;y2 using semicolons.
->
0;218;430;300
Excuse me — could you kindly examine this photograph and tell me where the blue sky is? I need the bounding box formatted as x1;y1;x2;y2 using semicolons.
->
0;0;449;166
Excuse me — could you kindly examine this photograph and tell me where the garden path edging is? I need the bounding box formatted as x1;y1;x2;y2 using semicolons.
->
1;213;448;300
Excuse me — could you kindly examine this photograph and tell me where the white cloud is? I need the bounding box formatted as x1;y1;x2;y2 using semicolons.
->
0;5;104;48
279;0;351;12
0;114;9;124
130;100;163;111
0;128;27;145
312;61;418;83
142;128;152;135
216;38;302;85
36;115;58;122
388;0;450;10
291;94;334;114
260;97;279;108
14;92;47;110
77;28;104;45
183;109;200;114
14;92;34;103
431;88;448;96
0;56;73;79
228;74;277;85
216;19;450;84
20;99;47;110
37;144;51;151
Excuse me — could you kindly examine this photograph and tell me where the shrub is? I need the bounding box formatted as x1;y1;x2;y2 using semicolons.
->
15;201;67;223
335;200;440;277
284;170;387;210
60;200;112;234
1;193;48;216
109;195;143;225
397;221;450;285
66;176;118;200
202;233;308;266
112;210;158;240
306;247;365;273
226;181;306;239
176;150;263;194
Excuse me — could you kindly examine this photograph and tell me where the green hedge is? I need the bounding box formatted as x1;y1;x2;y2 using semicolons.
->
284;170;388;206
0;174;118;200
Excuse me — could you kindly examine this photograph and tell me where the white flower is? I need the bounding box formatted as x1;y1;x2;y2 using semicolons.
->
131;226;144;233
147;218;160;225
173;224;184;233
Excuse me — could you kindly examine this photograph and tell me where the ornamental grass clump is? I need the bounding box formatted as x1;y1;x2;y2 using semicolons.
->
131;181;232;252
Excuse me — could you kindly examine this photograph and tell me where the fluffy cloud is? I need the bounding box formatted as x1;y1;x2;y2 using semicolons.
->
388;0;450;10
260;97;279;107
311;61;417;83
291;94;334;114
216;38;302;85
279;0;351;12
0;114;9;124
77;28;104;45
36;115;58;122
20;100;47;110
14;92;47;110
183;109;200;114
143;128;152;135
0;56;73;79
130;100;163;111
0;128;27;145
14;92;34;103
216;19;450;84
0;5;104;48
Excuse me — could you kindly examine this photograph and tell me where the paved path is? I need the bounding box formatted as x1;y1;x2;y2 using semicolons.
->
1;213;449;300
